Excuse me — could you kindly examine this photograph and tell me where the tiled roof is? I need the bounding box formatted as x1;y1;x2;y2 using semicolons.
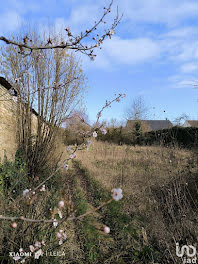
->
126;120;173;131
186;120;198;127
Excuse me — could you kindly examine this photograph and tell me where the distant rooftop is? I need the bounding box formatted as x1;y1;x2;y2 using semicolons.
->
184;120;198;127
126;119;173;131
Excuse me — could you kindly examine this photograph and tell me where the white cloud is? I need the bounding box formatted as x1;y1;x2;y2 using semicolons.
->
181;63;198;73
69;5;98;26
121;0;198;26
81;36;162;71
168;75;198;88
82;52;111;71
163;27;198;38
172;41;198;62
101;36;161;65
0;11;22;34
61;4;99;34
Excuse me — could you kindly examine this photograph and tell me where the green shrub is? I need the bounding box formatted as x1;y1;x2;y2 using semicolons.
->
97;126;198;148
0;149;28;196
144;126;198;148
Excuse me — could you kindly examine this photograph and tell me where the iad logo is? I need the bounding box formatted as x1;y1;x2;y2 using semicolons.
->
176;243;197;263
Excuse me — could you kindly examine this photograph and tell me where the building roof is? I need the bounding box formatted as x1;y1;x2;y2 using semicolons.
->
186;120;198;127
0;76;17;96
126;120;173;131
0;76;12;90
0;76;38;116
144;120;173;130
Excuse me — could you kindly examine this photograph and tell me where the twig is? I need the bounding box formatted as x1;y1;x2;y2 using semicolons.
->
0;199;113;223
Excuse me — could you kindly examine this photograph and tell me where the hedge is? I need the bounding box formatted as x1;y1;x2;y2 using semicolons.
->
97;126;198;148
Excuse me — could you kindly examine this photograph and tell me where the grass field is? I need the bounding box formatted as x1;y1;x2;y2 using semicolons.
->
0;140;197;263
75;140;198;263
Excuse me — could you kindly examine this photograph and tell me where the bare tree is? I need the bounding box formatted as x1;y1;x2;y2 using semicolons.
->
126;96;149;120
0;32;86;178
174;113;189;126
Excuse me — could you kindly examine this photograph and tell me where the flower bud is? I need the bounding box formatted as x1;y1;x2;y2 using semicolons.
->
11;222;17;228
104;226;110;234
58;200;64;208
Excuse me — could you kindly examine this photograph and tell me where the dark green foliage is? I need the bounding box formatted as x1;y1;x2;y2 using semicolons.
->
132;245;156;263
97;126;198;148
97;127;126;145
133;121;143;145
144;126;198;148
0;150;28;196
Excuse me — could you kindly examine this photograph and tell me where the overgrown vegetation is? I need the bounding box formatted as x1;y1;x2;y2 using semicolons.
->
0;149;73;264
77;140;198;263
97;125;198;148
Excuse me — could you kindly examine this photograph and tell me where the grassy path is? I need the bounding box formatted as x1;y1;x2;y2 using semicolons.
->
69;160;156;264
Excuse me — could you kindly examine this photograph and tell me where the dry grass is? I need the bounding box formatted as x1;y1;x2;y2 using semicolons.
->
77;140;191;206
77;140;198;263
1;137;197;263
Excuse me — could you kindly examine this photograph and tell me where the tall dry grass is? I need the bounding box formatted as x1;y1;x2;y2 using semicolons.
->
77;140;198;263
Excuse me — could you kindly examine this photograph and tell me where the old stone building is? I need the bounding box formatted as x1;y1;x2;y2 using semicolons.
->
0;77;18;161
0;77;38;161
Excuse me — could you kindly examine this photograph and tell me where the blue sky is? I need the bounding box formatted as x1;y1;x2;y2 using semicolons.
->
0;0;198;123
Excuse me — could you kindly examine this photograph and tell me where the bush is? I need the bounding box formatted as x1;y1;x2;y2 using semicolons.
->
97;127;126;145
144;126;198;148
97;126;198;149
0;150;28;196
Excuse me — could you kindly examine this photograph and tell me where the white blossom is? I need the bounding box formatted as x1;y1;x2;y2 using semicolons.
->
40;185;46;192
57;209;63;219
69;153;76;159
53;219;58;228
57;229;67;245
56;232;62;239
23;189;29;196
104;226;110;234
109;29;115;35
111;188;123;201
11;222;17;228
35;241;41;248
59;239;63;245
63;164;69;170
93;131;97;138
12;97;18;103
34;249;43;259
58;200;64;208
13;256;21;261
29;245;35;252
100;128;107;135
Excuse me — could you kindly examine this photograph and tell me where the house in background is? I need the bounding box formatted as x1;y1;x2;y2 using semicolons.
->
183;120;198;127
126;119;173;132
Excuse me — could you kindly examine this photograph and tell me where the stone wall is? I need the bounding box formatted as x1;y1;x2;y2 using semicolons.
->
0;83;38;162
0;84;18;161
